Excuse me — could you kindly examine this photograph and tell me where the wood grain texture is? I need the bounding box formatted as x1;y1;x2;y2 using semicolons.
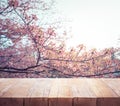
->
86;79;117;97
71;79;96;97
25;98;48;106
97;98;120;106
0;78;120;106
74;98;96;106
0;98;23;106
49;98;72;106
1;79;36;97
102;79;120;96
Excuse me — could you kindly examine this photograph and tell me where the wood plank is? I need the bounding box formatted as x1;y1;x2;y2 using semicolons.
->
97;98;120;106
0;79;23;106
48;79;59;106
25;98;48;106
49;98;72;106
70;79;80;97
0;79;20;95
49;79;73;106
102;79;120;96
58;79;72;97
71;79;96;97
49;79;59;97
57;79;72;106
0;78;120;106
0;98;23;106
86;79;118;97
25;79;53;106
1;79;36;97
28;79;53;97
74;98;96;106
71;79;97;106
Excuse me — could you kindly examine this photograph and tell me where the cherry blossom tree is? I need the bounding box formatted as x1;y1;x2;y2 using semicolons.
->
0;0;57;72
0;0;120;78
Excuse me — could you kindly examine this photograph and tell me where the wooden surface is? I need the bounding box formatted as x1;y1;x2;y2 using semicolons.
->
0;78;120;106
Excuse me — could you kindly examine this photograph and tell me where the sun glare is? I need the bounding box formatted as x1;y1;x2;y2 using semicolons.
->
57;0;120;50
65;18;119;50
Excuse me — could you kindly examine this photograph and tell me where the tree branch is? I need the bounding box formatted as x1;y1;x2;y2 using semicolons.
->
43;53;111;63
0;64;42;71
0;6;9;14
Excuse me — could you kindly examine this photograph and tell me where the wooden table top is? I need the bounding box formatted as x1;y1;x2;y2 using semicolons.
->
0;78;120;98
0;78;120;106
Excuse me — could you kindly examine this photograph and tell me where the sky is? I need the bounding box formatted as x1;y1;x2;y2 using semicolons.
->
56;0;120;50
